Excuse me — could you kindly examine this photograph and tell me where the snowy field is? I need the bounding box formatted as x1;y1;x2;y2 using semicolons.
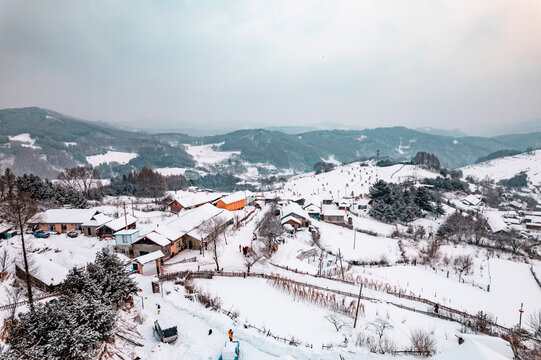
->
184;143;240;168
461;150;541;185
86;151;138;166
316;220;402;264
276;162;440;199
8;133;40;149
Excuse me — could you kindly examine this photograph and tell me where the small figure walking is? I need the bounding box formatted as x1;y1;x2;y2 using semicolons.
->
434;303;439;314
239;244;242;252
157;304;161;315
228;329;234;342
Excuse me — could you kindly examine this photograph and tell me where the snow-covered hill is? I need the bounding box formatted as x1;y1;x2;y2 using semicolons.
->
460;150;541;185
273;161;440;199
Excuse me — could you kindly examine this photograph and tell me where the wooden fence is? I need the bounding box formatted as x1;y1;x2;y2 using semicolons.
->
15;265;58;293
0;291;60;312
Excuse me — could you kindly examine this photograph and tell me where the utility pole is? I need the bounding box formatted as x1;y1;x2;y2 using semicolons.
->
354;284;364;328
518;303;524;331
353;228;356;250
123;202;128;230
131;200;135;216
338;248;344;280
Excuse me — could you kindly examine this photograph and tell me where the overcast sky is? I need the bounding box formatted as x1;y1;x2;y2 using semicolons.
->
0;0;540;133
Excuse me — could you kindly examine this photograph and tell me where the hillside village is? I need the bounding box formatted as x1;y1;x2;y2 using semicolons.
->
0;150;540;359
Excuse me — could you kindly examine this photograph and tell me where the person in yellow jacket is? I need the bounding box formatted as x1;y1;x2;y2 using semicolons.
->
228;329;233;342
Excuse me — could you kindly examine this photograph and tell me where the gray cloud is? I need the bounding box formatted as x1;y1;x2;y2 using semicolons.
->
0;0;540;134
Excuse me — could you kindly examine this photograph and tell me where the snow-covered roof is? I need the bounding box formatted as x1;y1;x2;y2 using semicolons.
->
81;213;113;227
134;250;164;265
169;191;223;208
431;334;513;360
133;231;171;247
35;209;99;224
483;212;509;233
0;223;11;234
462;194;482;206
303;204;321;213
114;228;140;236
167;203;233;239
100;214;138;232
281;215;302;225
322;208;346;217
280;202;308;220
218;191;252;205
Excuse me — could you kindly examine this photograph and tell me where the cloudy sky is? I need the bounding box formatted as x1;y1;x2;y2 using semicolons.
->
0;0;540;133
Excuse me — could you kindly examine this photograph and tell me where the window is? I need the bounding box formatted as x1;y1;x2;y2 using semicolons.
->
48;225;55;231
177;241;181;248
61;224;67;231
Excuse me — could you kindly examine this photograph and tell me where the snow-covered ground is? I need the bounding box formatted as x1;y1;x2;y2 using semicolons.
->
461;150;541;185
8;133;40;149
275;162;439;200
86;151;138;166
184;143;240;168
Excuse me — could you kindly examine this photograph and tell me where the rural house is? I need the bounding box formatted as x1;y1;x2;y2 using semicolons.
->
280;202;309;228
216;191;252;211
114;229;141;255
33;209;101;234
132;250;165;275
167;191;223;213
81;213;113;237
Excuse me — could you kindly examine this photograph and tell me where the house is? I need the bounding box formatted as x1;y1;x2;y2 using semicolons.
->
280;202;309;227
337;200;350;211
281;215;303;229
483;212;509;234
216;191;252;211
97;214;137;237
322;208;346;224
303;203;321;219
166;203;234;250
127;204;234;259
462;194;483;207
167;191;223;213
81;213;113;237
526;221;541;231
114;229;141;255
33;209;101;234
132;250;165;275
130;228;181;259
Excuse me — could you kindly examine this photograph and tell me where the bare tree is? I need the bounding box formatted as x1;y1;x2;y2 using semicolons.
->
202;217;227;272
244;247;262;274
257;206;283;257
325;314;345;332
57;166;100;196
0;169;39;312
453;255;473;277
409;328;437;355
6;285;24;320
528;309;541;339
0;246;13;277
366;318;394;354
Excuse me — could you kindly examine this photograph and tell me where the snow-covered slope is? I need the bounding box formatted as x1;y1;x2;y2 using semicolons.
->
86;151;138;166
275;161;439;198
460;150;541;184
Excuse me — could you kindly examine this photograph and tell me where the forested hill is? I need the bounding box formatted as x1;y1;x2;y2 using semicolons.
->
1;107;540;179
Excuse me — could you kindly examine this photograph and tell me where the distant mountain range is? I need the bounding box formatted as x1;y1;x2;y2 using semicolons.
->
1;107;540;180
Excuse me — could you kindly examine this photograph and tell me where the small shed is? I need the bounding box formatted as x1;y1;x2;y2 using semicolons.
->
281;215;302;230
132;250;164;275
